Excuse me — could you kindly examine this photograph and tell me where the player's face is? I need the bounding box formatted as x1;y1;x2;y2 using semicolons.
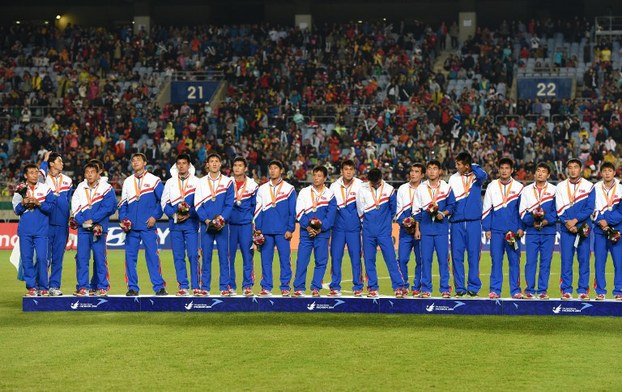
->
602;167;615;182
131;156;146;173
232;161;246;177
499;164;513;180
208;157;221;174
50;157;64;171
341;165;355;181
85;167;98;184
567;162;582;179
25;168;38;184
455;160;470;175
312;170;326;188
426;165;440;181
269;164;282;180
534;167;550;183
176;159;190;176
410;167;423;183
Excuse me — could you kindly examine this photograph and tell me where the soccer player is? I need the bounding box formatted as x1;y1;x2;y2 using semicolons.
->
228;156;258;296
39;152;73;296
395;163;425;296
195;153;234;296
592;162;622;300
119;153;167;296
71;162;117;296
482;158;525;299
162;154;200;297
13;164;56;296
293;166;336;297
519;162;558;299
254;160;296;297
413;160;455;298
356;168;405;298
448;151;487;297
555;158;595;300
86;159;107;295
329;159;364;297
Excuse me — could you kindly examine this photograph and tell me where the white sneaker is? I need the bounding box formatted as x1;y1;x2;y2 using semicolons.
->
49;288;63;297
229;290;237;297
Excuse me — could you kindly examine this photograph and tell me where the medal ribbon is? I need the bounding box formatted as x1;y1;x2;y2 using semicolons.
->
371;181;384;209
602;181;617;208
533;183;547;207
340;179;352;207
49;174;62;194
177;175;190;199
234;178;247;204
85;183;98;208
270;179;284;207
498;179;513;206
207;174;222;201
311;186;325;211
461;173;474;195
566;179;580;205
134;173;143;200
427;182;440;205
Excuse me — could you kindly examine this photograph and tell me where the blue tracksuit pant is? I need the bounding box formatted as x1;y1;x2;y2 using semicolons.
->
524;233;555;295
362;233;405;291
559;231;590;295
397;234;422;291
48;224;68;289
200;226;231;291
21;234;49;290
420;234;450;294
294;235;329;291
451;220;482;293
76;232;109;290
329;230;363;291
124;229;166;292
260;234;292;291
593;233;622;296
229;224;255;290
171;228;200;290
489;232;522;296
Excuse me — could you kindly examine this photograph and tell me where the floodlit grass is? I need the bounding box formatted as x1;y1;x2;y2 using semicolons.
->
1;249;622;391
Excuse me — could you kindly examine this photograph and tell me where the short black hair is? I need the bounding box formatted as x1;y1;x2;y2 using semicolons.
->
89;159;104;172
499;157;514;169
233;156;248;167
411;162;426;174
23;163;38;173
535;162;551;173
368;168;382;183
341;159;356;169
426;160;442;170
47;152;62;164
566;158;582;168
268;160;284;170
84;162;99;172
601;161;616;171
206;152;221;162
131;153;147;162
455;152;472;166
176;154;191;164
313;165;328;177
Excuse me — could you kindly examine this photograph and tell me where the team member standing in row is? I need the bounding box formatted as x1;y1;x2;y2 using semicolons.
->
483;158;525;299
71;162;117;296
329;160;364;297
356;168;405;298
519;163;557;299
161;154;200;297
119;153;167;296
293;166;336;297
229;157;258;296
395;163;424;296
449;152;487;298
195;153;234;296
555;159;595;300
254;160;297;297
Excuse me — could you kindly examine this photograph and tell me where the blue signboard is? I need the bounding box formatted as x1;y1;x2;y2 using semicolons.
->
517;77;573;99
170;81;220;104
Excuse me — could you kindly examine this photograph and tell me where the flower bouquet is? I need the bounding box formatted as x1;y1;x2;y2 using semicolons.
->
427;203;440;222
402;216;416;234
505;230;519;250
208;215;225;232
120;218;132;233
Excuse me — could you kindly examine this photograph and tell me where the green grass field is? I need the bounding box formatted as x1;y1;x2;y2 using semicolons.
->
2;249;622;391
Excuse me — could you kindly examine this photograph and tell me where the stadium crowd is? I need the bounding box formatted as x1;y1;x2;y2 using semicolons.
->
0;18;622;196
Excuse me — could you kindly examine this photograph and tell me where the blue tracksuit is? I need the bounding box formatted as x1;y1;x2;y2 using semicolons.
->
228;177;258;290
329;177;364;291
482;179;525;296
195;174;234;292
293;186;337;291
519;182;558;295
254;179;297;291
162;172;200;291
119;172;166;293
356;181;405;291
413;180;456;294
395;182;422;292
72;181;117;291
555;178;595;295
13;183;56;290
39;162;73;290
592;180;622;296
448;164;487;294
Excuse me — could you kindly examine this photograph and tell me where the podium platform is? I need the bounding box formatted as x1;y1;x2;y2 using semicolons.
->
22;295;622;316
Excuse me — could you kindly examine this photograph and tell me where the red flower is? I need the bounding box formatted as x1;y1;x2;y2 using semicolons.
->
402;216;416;234
578;223;591;239
15;183;28;197
532;207;545;221
177;201;191;215
505;230;519;250
92;224;103;242
209;215;226;232
252;230;265;247
607;228;621;244
68;217;78;230
120;218;132;233
427;203;439;221
309;217;322;231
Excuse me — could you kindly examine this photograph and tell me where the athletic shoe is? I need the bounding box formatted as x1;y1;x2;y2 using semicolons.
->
126;289;139;296
524;293;535;299
353;290;363;297
258;289;272;297
176;289;190;297
155;288;169;296
89;289;97;296
229;290;237;297
243;288;254;297
441;292;451;299
596;294;606;301
328;289;342;297
420;292;432;298
220;290;231;297
311;289;320;298
561;292;572;300
292;290;305;297
412;290;421;298
49;288;63;297
467;291;479;297
538;293;550;300
394;289;403;298
455;291;466;298
488;292;500;299
281;290;291;297
97;289;108;297
39;290;49;297
512;293;524;299
401;288;410;297
578;293;590;301
194;290;209;297
25;288;38;297
615;295;622;301
367;290;379;298
74;288;89;297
